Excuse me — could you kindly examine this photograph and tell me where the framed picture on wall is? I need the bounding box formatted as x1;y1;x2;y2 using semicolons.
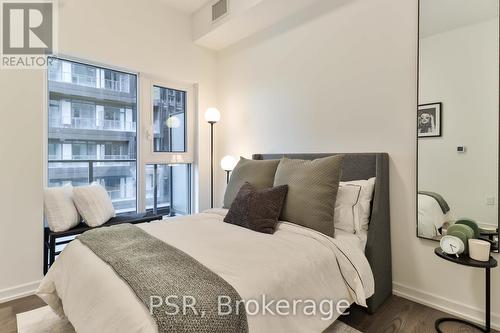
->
418;102;442;138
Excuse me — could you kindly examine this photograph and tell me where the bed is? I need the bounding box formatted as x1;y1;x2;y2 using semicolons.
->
417;191;454;239
37;153;391;333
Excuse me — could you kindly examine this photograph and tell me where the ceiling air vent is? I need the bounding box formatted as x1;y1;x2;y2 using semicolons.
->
212;0;228;22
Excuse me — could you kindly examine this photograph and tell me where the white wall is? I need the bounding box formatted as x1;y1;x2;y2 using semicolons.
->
0;0;217;301
418;19;499;226
216;0;500;328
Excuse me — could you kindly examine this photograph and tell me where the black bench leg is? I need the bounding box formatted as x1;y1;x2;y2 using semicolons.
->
43;230;49;275
48;235;56;272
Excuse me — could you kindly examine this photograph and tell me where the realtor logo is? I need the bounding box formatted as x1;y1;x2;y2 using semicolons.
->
1;0;56;68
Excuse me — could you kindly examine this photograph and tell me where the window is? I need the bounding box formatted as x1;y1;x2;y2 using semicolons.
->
143;79;194;216
153;86;186;152
145;164;191;216
48;58;138;213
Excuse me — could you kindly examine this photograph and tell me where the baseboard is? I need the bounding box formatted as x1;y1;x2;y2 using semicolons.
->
393;282;500;330
0;280;40;304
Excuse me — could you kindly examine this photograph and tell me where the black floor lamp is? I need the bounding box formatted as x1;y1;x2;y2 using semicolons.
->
204;107;221;208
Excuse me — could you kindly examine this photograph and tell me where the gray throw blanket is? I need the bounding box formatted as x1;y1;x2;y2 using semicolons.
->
418;191;450;214
77;224;248;333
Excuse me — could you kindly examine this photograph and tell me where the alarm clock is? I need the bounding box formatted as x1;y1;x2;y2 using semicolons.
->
440;235;465;256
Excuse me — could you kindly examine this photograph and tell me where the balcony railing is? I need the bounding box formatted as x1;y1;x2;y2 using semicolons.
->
71;73;97;88
49;155;131;161
49;116;136;132
105;79;130;93
50;72;131;93
48;160;190;216
48;159;137;213
48;159;135;169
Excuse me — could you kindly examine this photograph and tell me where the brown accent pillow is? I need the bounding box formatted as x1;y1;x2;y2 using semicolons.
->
223;157;280;208
224;183;288;234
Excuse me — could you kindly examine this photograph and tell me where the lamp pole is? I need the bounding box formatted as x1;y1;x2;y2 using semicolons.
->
209;121;215;208
205;108;220;209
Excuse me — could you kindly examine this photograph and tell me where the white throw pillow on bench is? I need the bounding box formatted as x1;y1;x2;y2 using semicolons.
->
73;184;115;227
44;185;80;232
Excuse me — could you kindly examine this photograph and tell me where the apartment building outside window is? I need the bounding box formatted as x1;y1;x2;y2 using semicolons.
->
146;81;193;215
153;86;186;152
47;58;194;216
47;58;138;213
145;164;191;216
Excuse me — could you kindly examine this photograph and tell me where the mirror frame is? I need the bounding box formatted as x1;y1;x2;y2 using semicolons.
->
415;0;500;252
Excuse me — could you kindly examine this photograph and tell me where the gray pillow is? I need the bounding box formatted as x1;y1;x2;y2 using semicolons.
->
224;182;288;234
223;157;280;208
273;155;344;237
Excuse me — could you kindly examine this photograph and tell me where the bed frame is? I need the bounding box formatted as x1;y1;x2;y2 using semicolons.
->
252;153;391;314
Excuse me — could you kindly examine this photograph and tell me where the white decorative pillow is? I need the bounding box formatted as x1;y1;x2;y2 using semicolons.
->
44;185;80;232
334;185;361;233
340;177;376;233
73;184;115;227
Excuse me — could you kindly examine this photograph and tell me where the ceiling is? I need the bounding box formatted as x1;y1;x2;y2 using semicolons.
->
420;0;498;37
159;0;209;14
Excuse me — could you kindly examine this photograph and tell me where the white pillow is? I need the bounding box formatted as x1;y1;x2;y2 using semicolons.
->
339;177;376;233
73;184;115;227
334;185;360;233
44;185;80;232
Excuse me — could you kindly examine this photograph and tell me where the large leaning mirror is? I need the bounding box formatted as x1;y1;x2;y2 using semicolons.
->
417;0;500;250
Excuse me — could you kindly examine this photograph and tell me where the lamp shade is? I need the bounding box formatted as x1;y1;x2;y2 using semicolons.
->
220;155;237;171
205;107;221;123
166;115;180;128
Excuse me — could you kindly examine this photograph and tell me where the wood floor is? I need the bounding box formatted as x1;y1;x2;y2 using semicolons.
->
339;295;496;333
0;295;45;333
0;294;495;333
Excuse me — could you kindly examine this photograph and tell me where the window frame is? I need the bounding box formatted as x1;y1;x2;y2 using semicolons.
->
138;77;195;213
142;77;195;164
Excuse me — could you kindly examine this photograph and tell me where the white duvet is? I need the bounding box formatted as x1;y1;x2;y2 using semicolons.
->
418;194;454;238
37;209;374;333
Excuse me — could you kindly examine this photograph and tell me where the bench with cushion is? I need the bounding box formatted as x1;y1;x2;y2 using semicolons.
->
43;211;163;274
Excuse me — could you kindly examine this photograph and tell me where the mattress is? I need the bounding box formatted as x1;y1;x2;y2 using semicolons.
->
37;209;374;333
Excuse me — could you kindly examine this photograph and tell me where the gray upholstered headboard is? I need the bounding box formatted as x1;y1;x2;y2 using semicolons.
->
252;153;391;314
